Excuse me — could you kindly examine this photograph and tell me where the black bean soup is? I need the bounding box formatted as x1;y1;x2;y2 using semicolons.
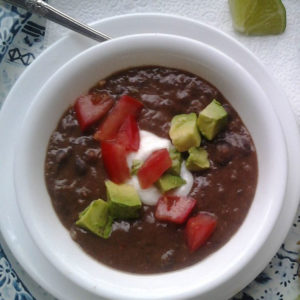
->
45;66;257;274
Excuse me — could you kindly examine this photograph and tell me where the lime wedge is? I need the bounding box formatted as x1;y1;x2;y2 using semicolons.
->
229;0;286;35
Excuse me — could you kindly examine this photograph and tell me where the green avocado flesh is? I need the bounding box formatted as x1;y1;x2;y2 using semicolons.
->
186;147;210;171
197;99;228;140
130;159;143;175
167;148;182;176
169;113;201;152
76;199;113;238
105;180;142;219
156;173;186;193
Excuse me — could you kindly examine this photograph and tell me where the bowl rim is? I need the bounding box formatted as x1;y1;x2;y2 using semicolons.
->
13;32;288;300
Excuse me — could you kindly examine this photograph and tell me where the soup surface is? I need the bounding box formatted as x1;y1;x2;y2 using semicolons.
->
45;66;257;274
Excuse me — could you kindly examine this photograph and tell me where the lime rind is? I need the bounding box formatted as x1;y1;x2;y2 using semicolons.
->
229;0;286;35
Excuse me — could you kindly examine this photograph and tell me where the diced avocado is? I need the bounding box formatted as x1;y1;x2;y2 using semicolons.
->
186;147;210;171
197;99;228;140
76;199;112;238
167;148;182;176
130;159;143;175
156;173;186;193
105;180;142;219
169;113;201;152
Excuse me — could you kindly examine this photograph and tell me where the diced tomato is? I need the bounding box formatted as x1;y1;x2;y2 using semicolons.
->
185;212;217;252
101;140;130;184
94;95;144;141
155;196;196;224
116;115;140;152
74;93;114;132
137;149;172;189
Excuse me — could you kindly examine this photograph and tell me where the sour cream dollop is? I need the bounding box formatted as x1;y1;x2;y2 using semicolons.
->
127;130;194;205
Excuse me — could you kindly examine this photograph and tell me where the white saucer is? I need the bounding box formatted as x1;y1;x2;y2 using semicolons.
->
1;13;299;300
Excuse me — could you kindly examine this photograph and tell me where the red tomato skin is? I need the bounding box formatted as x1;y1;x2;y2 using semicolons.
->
137;149;172;189
116;115;140;152
74;94;114;132
185;212;217;252
101;141;130;184
155;196;197;224
94;95;143;141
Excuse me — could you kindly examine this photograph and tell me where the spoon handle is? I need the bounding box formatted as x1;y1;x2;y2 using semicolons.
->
4;0;110;42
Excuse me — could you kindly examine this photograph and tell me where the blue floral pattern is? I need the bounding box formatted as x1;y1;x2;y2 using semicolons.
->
0;1;45;297
0;5;31;61
0;2;300;299
0;0;45;107
232;214;300;300
0;245;34;300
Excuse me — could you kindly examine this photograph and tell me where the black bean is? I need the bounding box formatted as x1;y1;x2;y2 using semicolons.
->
55;147;72;165
84;149;99;164
75;155;87;175
214;142;234;166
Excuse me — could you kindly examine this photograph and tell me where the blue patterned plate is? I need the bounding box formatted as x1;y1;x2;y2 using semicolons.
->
0;1;45;106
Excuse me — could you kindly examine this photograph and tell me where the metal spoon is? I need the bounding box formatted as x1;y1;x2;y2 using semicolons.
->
4;0;110;42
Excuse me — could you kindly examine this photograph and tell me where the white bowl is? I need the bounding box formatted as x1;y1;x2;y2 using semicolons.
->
14;34;287;300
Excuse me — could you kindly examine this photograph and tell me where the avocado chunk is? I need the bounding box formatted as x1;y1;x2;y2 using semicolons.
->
76;199;112;238
168;148;182;176
156;173;186;193
197;99;228;140
169;113;201;152
186;147;210;171
105;180;142;219
130;159;143;175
